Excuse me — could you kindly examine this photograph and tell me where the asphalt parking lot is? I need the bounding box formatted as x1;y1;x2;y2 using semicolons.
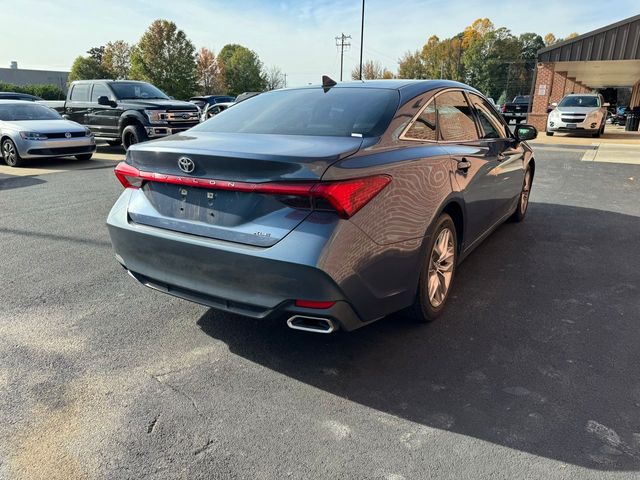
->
1;143;639;479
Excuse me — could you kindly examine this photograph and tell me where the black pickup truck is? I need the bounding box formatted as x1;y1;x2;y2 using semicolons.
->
501;95;531;124
45;80;200;149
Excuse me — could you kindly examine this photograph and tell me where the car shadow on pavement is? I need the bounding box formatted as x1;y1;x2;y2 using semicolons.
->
0;175;46;190
197;202;640;471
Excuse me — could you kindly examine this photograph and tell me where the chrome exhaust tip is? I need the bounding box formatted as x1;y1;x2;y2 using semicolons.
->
287;315;337;334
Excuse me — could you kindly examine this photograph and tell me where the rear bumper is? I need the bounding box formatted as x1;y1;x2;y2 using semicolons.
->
106;190;372;331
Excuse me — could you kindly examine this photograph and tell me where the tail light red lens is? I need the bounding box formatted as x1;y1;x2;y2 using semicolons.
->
501;104;507;113
114;162;144;188
113;162;390;219
311;175;391;218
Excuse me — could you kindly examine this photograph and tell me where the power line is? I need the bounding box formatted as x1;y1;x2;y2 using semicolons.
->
335;33;352;81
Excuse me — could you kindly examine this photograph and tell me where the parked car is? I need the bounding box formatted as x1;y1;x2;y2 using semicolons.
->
107;79;537;333
0;92;43;101
43;80;200;150
189;95;236;111
200;101;234;121
0;100;95;167
501;95;531;123
546;93;608;137
612;106;629;125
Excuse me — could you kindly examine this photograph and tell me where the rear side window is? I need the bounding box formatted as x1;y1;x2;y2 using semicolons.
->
468;93;506;139
437;91;479;142
70;84;90;102
91;83;111;102
404;100;437;141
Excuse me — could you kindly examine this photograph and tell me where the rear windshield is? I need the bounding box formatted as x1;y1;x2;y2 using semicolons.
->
559;96;599;108
0;103;61;121
514;96;530;104
193;87;399;138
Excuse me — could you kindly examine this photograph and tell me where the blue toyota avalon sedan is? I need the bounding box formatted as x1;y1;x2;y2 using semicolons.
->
107;79;537;333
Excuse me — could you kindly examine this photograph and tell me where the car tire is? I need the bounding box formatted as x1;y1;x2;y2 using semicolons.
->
592;130;600;138
510;166;532;222
1;138;24;167
75;153;93;161
406;214;458;323
122;124;148;150
546;131;554;136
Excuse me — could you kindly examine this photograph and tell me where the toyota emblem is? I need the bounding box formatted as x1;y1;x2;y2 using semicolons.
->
65;132;72;139
178;156;195;173
182;113;190;119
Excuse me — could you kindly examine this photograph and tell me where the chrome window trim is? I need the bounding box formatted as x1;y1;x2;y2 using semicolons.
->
399;88;484;144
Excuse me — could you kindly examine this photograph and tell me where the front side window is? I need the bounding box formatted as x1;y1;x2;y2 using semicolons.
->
468;94;506;139
91;83;111;102
404;99;437;141
437;91;479;142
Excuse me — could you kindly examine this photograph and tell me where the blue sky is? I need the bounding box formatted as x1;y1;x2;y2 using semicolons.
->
0;0;637;86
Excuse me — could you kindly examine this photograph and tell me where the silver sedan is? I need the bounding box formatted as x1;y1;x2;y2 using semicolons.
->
0;100;96;167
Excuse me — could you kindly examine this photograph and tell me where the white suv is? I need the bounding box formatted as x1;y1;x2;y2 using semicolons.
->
546;94;608;138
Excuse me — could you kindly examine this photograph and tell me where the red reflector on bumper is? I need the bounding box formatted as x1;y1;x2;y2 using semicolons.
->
295;300;336;309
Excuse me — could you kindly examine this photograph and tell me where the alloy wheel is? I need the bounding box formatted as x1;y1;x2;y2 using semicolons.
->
2;141;17;166
427;227;455;307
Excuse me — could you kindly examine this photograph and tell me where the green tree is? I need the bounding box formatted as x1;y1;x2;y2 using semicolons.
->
218;44;265;96
103;40;132;79
397;50;426;79
130;20;197;99
68;55;110;82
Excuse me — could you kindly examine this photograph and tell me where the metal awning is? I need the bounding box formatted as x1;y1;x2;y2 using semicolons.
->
537;14;640;89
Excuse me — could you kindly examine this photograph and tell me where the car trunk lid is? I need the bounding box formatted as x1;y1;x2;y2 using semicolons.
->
124;132;364;247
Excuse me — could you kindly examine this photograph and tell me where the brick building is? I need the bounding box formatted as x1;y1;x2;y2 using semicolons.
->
528;14;640;133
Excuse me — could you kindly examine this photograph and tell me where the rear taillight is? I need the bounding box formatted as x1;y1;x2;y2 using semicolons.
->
113;162;390;219
501;104;507;113
311;175;391;218
114;162;144;188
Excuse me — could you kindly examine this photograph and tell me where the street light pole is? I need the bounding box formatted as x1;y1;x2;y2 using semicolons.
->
359;0;365;80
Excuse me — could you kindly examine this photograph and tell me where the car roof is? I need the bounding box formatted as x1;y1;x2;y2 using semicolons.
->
565;93;599;96
0;99;42;104
70;79;147;84
286;79;481;103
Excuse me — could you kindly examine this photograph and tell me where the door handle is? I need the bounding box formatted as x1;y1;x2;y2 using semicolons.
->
457;158;471;172
87;108;94;113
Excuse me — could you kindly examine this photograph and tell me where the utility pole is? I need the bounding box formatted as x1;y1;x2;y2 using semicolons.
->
283;73;287;88
335;33;351;81
359;0;365;80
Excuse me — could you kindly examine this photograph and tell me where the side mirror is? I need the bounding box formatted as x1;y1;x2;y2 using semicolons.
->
515;124;538;142
98;96;114;107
